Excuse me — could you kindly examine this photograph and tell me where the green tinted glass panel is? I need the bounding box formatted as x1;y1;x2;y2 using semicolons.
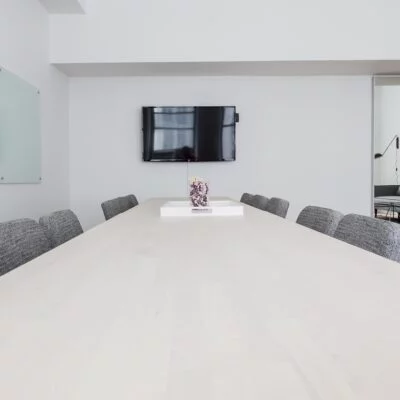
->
0;67;41;183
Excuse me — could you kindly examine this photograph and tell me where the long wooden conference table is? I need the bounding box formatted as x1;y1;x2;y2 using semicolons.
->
1;199;400;399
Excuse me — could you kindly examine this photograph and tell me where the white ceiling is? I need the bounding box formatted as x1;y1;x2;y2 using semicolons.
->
38;0;85;14
54;60;400;77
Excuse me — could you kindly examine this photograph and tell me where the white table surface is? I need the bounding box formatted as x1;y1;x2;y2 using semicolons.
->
1;198;400;399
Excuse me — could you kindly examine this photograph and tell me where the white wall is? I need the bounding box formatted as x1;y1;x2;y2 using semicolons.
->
38;0;86;14
374;85;400;185
0;0;69;222
69;76;372;229
49;0;400;64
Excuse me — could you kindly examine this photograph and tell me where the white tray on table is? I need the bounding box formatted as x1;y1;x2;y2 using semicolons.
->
160;200;244;217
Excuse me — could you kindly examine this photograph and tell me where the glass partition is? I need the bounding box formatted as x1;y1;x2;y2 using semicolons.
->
0;67;41;183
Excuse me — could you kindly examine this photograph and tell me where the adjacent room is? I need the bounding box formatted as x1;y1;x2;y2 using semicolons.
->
1;0;400;398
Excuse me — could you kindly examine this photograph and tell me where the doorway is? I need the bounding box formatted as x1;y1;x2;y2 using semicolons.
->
373;77;400;222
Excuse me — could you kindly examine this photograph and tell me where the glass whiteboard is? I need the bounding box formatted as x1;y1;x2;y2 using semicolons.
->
0;67;41;183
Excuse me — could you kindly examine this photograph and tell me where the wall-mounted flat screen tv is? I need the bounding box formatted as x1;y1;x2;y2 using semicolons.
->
142;106;237;162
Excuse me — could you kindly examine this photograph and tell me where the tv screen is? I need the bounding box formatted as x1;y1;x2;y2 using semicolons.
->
142;106;237;162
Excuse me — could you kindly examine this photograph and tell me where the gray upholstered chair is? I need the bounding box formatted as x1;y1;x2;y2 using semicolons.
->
0;218;51;276
240;193;254;205
251;194;269;211
101;194;139;220
265;197;290;218
334;214;400;262
296;206;343;236
39;210;83;248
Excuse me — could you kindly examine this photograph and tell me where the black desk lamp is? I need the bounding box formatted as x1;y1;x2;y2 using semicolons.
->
375;135;399;159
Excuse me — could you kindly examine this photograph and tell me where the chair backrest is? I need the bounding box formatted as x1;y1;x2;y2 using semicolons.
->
240;193;254;205
101;194;139;220
296;206;343;236
39;210;83;248
334;214;400;262
265;197;290;218
0;218;51;276
251;194;269;211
